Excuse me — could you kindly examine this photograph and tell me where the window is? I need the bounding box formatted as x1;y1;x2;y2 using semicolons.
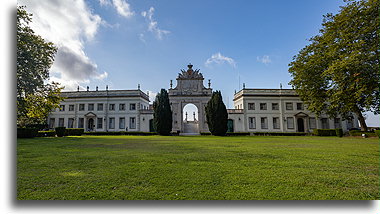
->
260;103;267;110
130;103;136;110
321;118;329;129
261;117;268;129
248;117;256;129
272;103;279;110
334;118;341;128
58;118;64;127
59;105;65;111
109;104;115;111
69;105;74;111
119;104;125;111
309;117;316;129
78;118;84;128
287;117;294;129
347;119;353;129
97;118;103;129
97;103;103;111
248;103;255;110
79;104;85;111
109;117;115;129
49;118;55;129
296;103;304;110
88;104;94;111
119;117;125;129
286;103;293;110
68;118;74;128
129;117;136;129
273;117;280;129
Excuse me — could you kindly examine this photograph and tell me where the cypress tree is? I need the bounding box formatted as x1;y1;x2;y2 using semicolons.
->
205;90;228;136
153;89;172;135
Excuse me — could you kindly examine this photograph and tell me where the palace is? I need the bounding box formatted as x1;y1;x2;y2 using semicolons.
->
48;64;359;133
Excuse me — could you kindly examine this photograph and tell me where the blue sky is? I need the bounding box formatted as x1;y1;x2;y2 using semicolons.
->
18;0;379;126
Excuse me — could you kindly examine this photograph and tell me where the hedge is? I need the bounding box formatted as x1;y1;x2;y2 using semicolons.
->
227;132;250;136
17;128;38;138
37;130;56;137
65;128;84;136
374;130;380;138
349;130;377;137
83;131;157;136
335;128;343;137
55;127;66;137
251;132;309;136
313;129;337;136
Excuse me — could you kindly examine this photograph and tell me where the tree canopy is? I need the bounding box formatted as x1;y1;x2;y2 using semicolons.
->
288;0;379;131
153;89;173;135
17;6;63;127
205;90;228;136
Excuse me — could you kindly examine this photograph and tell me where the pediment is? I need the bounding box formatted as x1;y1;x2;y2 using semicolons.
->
294;112;308;117
84;112;97;117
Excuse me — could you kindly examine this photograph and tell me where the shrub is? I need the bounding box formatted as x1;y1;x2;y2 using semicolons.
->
374;130;380;138
65;128;84;136
251;132;309;136
335;128;343;137
17;128;38;138
349;130;377;137
313;129;337;136
55;127;66;137
226;132;250;136
37;130;56;137
83;131;156;136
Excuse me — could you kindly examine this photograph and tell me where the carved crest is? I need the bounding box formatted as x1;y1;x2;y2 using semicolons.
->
178;64;204;79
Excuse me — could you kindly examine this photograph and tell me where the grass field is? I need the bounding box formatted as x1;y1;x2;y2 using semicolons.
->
17;135;379;200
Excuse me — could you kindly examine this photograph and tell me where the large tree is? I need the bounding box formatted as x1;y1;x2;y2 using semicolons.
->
153;89;172;135
205;90;228;136
17;6;63;127
288;0;379;131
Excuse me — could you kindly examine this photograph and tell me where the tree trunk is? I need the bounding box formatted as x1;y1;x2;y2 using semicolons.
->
355;110;368;131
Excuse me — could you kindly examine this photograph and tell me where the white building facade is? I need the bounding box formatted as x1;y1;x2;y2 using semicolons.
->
48;64;359;133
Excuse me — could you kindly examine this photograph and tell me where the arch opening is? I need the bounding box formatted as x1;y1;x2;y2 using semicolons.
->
182;103;199;134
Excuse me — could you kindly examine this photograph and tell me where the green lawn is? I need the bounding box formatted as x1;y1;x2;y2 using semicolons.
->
17;135;379;200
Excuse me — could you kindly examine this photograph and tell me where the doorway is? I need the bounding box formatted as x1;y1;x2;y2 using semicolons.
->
88;118;94;131
182;103;199;134
297;118;305;132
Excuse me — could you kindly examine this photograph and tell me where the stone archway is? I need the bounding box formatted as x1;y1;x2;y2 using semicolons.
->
168;64;213;134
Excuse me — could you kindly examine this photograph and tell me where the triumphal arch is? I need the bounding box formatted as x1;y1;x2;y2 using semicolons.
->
168;64;212;134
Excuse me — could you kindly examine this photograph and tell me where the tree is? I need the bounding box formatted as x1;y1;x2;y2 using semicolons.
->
153;89;172;135
205;90;228;136
288;0;379;131
17;6;63;127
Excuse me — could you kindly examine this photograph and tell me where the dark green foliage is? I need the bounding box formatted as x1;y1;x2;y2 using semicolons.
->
205;91;228;136
17;128;38;138
83;131;156;136
55;127;66;137
349;130;377;137
288;0;380;131
153;89;172;136
37;130;56;137
226;132;250;136
251;132;310;136
335;128;344;137
374;130;380;138
65;128;84;136
313;129;337;136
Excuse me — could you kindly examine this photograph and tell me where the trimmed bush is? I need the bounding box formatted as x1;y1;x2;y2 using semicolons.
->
251;132;309;136
83;131;156;136
349;130;377;137
313;129;337;136
335;128;343;137
17;128;38;138
55;127;66;137
374;130;380;138
65;128;84;136
226;132;250;136
37;130;56;137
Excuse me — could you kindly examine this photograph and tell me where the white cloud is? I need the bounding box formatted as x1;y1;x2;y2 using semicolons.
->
205;52;236;68
99;0;111;7
257;55;272;65
147;90;157;103
18;0;108;91
141;7;170;40
112;0;134;18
